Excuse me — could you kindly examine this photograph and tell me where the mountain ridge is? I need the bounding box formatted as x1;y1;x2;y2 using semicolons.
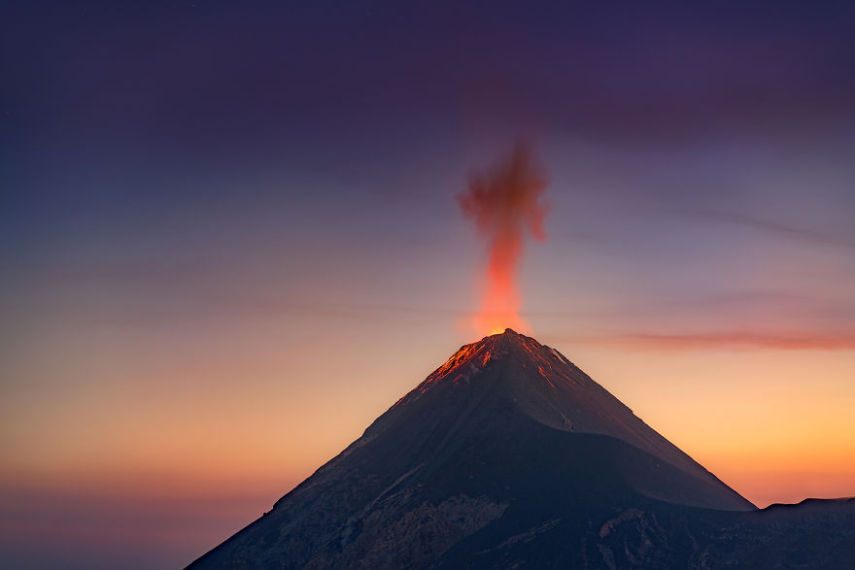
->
365;328;752;512
188;329;855;569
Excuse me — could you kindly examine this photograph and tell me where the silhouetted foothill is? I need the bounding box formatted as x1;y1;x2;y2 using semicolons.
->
188;331;855;569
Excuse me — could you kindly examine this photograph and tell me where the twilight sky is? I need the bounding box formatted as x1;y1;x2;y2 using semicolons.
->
2;1;855;568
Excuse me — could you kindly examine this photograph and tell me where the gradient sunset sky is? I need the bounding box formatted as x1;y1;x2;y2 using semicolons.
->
3;1;855;568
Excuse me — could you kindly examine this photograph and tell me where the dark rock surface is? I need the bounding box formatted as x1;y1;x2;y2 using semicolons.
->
188;330;854;569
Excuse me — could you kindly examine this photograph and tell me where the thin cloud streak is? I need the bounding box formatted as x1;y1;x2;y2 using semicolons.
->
550;331;855;351
694;210;854;248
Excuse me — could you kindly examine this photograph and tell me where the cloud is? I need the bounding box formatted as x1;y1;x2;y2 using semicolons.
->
553;331;855;351
694;211;854;249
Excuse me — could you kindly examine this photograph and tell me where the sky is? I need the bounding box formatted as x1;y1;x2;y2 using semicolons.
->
2;0;855;568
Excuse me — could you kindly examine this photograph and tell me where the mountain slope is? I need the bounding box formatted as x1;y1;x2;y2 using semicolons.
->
370;329;752;511
189;330;768;569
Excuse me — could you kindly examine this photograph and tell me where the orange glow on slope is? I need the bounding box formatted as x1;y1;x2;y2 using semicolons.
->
458;141;548;336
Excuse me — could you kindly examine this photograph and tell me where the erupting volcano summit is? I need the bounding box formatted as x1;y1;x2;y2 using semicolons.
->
189;330;855;569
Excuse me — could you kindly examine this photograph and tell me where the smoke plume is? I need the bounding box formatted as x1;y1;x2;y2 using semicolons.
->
458;141;548;334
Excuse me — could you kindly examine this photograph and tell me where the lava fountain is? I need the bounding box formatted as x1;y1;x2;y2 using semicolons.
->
458;141;548;335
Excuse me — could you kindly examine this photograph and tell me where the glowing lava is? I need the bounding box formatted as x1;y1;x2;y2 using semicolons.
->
458;141;548;335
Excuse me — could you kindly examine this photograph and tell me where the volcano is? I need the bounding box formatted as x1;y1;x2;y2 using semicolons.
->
189;329;855;569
